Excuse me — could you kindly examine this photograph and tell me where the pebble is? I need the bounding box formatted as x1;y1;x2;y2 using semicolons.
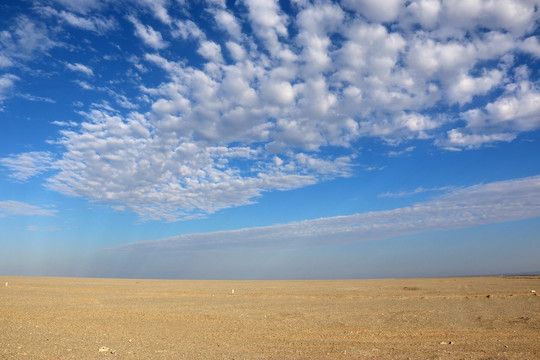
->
99;347;118;355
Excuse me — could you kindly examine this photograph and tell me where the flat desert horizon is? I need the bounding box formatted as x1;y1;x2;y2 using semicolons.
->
1;275;539;359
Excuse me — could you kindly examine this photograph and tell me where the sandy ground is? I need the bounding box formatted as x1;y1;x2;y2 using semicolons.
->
0;276;539;359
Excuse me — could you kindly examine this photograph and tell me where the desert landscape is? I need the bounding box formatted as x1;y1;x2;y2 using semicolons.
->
0;276;539;359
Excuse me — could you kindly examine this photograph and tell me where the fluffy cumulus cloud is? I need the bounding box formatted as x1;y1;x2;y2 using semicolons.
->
1;0;540;220
112;175;540;251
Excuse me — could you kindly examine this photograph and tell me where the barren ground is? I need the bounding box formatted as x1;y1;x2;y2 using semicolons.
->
1;276;539;359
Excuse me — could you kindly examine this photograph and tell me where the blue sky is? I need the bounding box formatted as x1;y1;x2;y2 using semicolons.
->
1;0;540;279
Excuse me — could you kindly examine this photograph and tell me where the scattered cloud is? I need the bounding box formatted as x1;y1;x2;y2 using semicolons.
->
50;0;105;15
135;0;171;25
172;20;205;41
0;200;57;217
0;74;19;101
0;16;58;61
37;5;116;34
1;0;540;221
0;151;55;181
51;120;77;127
379;185;454;198
111;175;540;252
66;62;94;76
16;93;56;103
387;146;415;157
128;15;168;50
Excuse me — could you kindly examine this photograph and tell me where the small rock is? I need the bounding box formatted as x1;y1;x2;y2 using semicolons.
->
111;349;117;355
531;290;536;293
440;341;448;345
486;295;491;298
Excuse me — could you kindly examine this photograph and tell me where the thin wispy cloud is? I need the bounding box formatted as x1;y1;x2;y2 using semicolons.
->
128;15;168;50
0;200;57;217
379;186;454;198
66;63;94;77
16;93;56;103
0;151;55;182
111;175;540;252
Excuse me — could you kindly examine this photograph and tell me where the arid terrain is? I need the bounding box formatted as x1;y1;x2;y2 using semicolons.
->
0;276;539;359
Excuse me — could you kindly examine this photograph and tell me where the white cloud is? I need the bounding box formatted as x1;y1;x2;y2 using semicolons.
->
16;93;56;103
444;79;540;148
0;151;55;181
0;200;57;217
74;80;94;90
342;0;402;23
172;20;205;41
35;110;351;221
447;69;503;105
197;40;224;62
50;0;104;14
405;0;441;28
110;175;540;251
38;6;116;34
441;129;516;150
358;112;439;140
441;0;538;36
379;185;453;198
520;36;540;57
225;41;246;61
2;0;540;220
0;54;13;68
128;15;168;50
296;2;344;74
387;146;415;157
0;16;57;60
213;9;242;40
0;74;18;101
243;0;289;54
136;0;171;25
51;120;77;126
66;62;94;76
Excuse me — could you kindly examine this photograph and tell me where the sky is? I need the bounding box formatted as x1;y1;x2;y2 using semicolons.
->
1;0;540;280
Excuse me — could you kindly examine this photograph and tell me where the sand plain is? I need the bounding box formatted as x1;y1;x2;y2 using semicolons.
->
0;276;539;359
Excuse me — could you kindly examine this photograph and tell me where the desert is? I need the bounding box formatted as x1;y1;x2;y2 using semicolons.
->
1;275;539;359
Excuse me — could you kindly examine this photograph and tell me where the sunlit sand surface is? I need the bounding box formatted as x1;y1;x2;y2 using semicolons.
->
1;276;539;359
